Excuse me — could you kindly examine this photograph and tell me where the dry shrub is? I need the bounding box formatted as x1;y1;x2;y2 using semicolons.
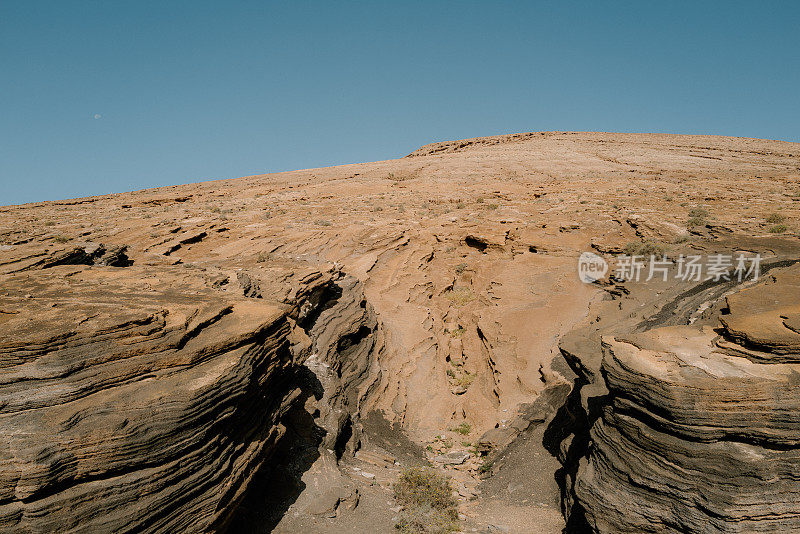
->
394;468;458;534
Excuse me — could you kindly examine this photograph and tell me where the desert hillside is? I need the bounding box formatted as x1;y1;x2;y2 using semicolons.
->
1;132;799;533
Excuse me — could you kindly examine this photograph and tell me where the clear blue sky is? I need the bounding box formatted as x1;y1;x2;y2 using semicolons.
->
2;1;799;205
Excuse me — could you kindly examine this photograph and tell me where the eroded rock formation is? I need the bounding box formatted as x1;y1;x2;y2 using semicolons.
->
0;263;382;532
1;132;799;532
559;264;800;533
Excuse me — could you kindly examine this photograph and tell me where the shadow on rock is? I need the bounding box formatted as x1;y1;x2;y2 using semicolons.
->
543;374;607;534
225;366;325;533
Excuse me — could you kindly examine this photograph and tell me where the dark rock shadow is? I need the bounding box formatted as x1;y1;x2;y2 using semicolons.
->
361;410;429;468
543;374;607;534
224;366;326;533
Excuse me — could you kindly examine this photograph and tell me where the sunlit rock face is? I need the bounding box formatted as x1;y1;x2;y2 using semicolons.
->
570;265;800;533
1;132;799;532
0;263;381;533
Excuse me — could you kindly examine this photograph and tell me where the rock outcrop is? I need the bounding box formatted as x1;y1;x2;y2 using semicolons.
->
1;132;800;532
0;263;382;533
559;264;800;533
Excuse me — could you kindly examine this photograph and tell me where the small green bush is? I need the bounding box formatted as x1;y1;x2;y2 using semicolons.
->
769;224;787;234
687;206;710;228
450;422;471;435
766;212;785;224
445;288;475;306
395;506;459;534
448;326;465;338
688;206;709;219
394;468;458;534
394;468;457;510
456;371;475;388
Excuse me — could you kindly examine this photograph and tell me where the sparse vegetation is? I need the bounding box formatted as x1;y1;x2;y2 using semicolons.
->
438;436;453;448
393;468;459;534
53;236;70;243
455;371;475;388
454;263;467;274
766;212;785;224
486;203;498;210
256;252;271;263
687;206;710;228
448;326;465;337
476;197;484;204
315;219;332;226
769;224;787;234
450;422;471;435
688;207;709;217
445;287;475;306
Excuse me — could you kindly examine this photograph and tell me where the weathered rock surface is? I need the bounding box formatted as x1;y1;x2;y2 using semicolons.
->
562;264;800;533
1;132;799;532
0;262;381;532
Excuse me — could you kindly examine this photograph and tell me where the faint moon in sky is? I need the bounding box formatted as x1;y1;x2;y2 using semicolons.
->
93;113;102;119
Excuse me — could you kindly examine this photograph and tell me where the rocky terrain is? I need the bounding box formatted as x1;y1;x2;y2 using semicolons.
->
556;248;800;533
0;132;798;532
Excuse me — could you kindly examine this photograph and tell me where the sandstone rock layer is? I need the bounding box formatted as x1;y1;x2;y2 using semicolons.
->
0;264;381;532
569;264;800;533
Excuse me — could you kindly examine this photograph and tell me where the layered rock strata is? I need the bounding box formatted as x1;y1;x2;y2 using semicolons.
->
560;264;800;533
0;264;381;533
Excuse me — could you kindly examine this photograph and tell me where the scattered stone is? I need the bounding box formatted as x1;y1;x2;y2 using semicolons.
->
433;450;471;465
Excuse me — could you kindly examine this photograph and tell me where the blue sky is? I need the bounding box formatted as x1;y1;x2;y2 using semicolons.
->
2;1;799;205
